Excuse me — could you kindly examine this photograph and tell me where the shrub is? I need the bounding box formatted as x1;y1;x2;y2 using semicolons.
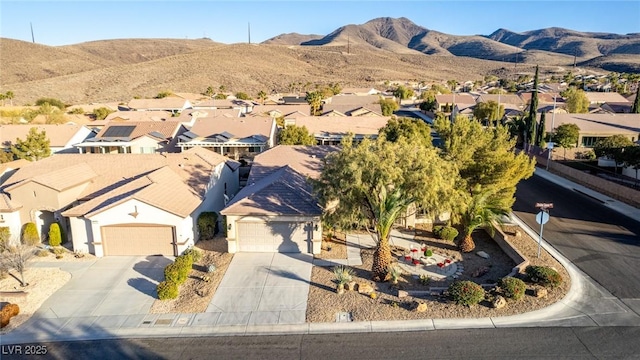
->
164;263;186;284
183;247;203;263
0;227;10;250
51;247;65;255
448;280;485;306
500;276;526;300
332;265;354;285
35;97;66;110
439;227;459;241
424;249;433;257
157;281;179;300
433;225;444;237
48;223;62;247
0;303;19;328
21;222;39;246
197;212;218;239
36;249;50;257
525;265;562;288
174;255;193;282
388;264;402;284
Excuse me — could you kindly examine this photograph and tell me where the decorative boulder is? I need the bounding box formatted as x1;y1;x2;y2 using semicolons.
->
472;266;490;278
357;283;374;295
414;302;428;312
345;281;357;291
397;290;409;298
477;251;490;259
534;288;548;298
492;295;507;309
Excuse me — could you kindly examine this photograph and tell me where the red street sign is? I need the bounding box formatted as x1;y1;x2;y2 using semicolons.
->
535;203;554;209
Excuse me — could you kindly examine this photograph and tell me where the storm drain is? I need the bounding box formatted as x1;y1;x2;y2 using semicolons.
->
335;312;352;322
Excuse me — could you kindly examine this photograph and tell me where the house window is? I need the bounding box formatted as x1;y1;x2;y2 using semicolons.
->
140;147;156;154
581;136;605;148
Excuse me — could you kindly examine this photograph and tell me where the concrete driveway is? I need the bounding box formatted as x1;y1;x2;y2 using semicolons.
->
203;253;312;326
27;256;171;331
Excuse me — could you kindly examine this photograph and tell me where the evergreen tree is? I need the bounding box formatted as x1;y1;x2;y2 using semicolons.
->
277;125;316;145
632;85;640;113
11;127;51;161
525;65;539;148
535;112;546;147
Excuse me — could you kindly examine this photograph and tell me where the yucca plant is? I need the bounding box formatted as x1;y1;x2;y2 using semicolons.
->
388;264;402;285
333;265;354;294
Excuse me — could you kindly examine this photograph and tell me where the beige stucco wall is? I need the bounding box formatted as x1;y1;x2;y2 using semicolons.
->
225;214;322;254
74;199;193;257
0;211;22;246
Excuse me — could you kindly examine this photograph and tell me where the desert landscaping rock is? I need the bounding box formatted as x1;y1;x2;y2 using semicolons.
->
477;251;490;259
493;295;507;309
534;288;548;298
414;302;428;312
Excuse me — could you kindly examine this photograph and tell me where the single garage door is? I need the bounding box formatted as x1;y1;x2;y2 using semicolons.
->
102;225;175;256
238;222;309;253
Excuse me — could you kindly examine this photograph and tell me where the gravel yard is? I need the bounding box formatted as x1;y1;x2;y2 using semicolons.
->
306;225;570;322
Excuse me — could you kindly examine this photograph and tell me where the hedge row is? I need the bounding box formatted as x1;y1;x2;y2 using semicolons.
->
157;248;202;300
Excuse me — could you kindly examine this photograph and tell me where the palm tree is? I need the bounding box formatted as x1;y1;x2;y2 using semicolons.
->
369;186;415;280
506;116;526;146
257;90;267;105
458;188;507;253
5;91;14;106
305;91;323;116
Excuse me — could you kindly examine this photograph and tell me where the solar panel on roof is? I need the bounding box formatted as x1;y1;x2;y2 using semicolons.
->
102;125;135;138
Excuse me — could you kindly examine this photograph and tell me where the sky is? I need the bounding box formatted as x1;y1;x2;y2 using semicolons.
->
1;1;639;46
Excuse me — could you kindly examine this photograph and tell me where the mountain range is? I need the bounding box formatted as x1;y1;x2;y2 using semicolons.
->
1;17;638;105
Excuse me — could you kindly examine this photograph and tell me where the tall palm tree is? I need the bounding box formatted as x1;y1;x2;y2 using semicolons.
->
459;188;507;253
368;186;415;280
305;91;323;116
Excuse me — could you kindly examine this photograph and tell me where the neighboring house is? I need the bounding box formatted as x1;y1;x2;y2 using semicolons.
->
476;94;526;109
518;92;559;105
281;96;310;105
543;113;640;147
0;159;30;186
248;105;311;118
74;121;187;154
0;124;96;154
321;104;383;117
177;117;277;159
222;145;337;254
193;99;254;114
435;94;476;112
324;94;381;106
0;147;240;256
599;102;633;114
127;98;193;114
105;110;174;123
584;92;630;105
282;116;390;145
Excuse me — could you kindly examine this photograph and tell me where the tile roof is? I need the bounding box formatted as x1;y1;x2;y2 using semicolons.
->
284;116;390;138
221;166;322;216
248;145;338;183
435;94;476;104
0;124;88;148
104;111;173;122
0;159;30;176
518;92;559;104
328;94;381;106
544;113;640;135
249;104;311;117
188;117;274;140
584;92;630;104
321;104;382;116
476;94;525;106
63;166;202;218
3;147;238;213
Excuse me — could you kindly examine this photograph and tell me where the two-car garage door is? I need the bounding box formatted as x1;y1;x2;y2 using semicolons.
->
238;222;309;253
102;225;175;256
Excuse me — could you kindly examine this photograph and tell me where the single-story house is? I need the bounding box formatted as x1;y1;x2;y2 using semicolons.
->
222;145;336;254
0;147;240;256
321;104;383;117
0;159;30;185
543;113;640;147
193;99;254;114
248;105;311;118
435;94;476;112
282;116;390;145
324;94;381;107
584;92;630;105
74;121;187;154
177;116;277;159
340;87;381;96
0;124;96;154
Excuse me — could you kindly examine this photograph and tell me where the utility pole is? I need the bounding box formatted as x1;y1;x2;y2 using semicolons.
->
248;22;251;44
30;22;35;43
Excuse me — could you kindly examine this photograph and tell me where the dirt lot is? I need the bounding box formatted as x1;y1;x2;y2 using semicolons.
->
306;224;570;322
149;236;233;314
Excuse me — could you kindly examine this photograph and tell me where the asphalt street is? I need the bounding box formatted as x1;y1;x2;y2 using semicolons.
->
513;174;640;299
7;327;640;359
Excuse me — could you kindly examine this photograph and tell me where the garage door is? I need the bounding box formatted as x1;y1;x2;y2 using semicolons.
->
237;222;309;253
102;225;175;256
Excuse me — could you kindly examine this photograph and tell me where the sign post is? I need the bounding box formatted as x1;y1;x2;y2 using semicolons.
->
546;142;554;170
534;203;553;258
